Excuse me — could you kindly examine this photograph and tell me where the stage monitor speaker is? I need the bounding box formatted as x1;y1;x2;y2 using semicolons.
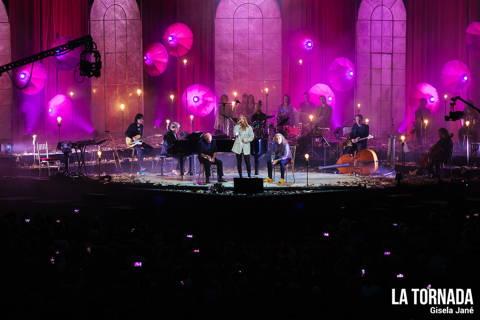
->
233;178;264;194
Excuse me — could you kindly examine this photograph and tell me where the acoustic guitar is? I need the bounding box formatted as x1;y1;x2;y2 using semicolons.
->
125;134;162;148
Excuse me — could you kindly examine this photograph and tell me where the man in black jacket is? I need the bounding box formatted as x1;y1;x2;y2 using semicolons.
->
125;113;153;173
198;133;226;183
161;122;185;176
349;114;369;153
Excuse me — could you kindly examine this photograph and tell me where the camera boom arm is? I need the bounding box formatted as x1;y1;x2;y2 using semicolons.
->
451;96;480;115
0;35;96;76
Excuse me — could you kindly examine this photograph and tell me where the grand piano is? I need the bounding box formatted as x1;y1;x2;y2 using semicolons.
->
162;132;234;175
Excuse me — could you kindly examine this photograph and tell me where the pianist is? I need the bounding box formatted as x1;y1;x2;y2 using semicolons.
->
125;113;154;173
161;122;186;176
198;133;226;183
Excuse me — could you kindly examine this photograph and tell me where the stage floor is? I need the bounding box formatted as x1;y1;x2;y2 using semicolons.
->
110;169;396;190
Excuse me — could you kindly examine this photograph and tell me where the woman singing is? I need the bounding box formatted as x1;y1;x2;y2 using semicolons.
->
232;115;254;178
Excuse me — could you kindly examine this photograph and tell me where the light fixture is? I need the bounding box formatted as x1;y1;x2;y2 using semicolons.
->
466;120;471;127
309;114;314;122
233;91;238;98
136;89;142;96
97;150;102;158
169;94;175;102
57;116;62;126
365;118;369;124
357;103;361;109
120;103;125;111
423;119;429;126
298;59;303;65
400;135;406;143
69;91;74;97
265;87;269;94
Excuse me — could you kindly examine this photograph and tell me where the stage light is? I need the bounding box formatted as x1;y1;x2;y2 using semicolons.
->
92;88;97;94
190;115;194;121
233;91;238;98
298;59;303;65
400;135;406;143
143;54;152;65
4;143;13;155
423;119;429;126
361;269;366;277
396;273;404;278
443;94;448;100
323;232;329;237
134;261;142;268
57;116;62;126
429;96;435;103
97;150;102;158
265;87;269;94
466;120;471;127
32;134;37;141
69;91;74;97
349;70;354;77
136;89;142;96
384;251;391;255
49;108;53;113
192;96;200;103
166;119;170;125
169;94;175;102
186;234;193;238
183;58;188;66
305;153;309;160
463;74;468;82
120;103;125;111
309;114;314;122
193;249;200;253
167;34;177;45
328;96;333;102
304;39;314;50
357;103;361;109
365;118;370;124
19;72;26;80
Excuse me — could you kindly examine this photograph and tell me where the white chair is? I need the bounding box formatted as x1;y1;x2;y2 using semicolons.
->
36;142;60;176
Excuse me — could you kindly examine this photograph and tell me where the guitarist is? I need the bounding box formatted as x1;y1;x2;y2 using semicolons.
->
347;114;369;154
125;113;154;173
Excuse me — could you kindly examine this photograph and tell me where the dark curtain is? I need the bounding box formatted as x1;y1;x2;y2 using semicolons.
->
405;0;480;133
9;0;89;142
141;0;215;134
280;0;358;128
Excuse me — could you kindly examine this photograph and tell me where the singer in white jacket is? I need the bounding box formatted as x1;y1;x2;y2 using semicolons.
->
232;115;254;178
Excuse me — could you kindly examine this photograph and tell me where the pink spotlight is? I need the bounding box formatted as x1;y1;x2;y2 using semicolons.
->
303;39;314;50
163;23;194;57
429;96;435;103
441;60;471;92
47;94;72;116
143;43;169;76
181;84;216;117
14;63;47;95
328;57;355;91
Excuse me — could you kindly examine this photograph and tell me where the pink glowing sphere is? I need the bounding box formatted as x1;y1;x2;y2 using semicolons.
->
303;39;314;51
181;84;216;117
328;57;355;91
466;22;480;50
308;83;336;108
163;23;193;57
47;94;72;115
51;37;82;70
14;63;47;95
441;60;471;93
410;83;439;112
143;43;169;76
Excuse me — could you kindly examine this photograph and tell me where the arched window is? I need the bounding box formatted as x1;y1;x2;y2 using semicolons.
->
90;0;143;136
356;0;406;137
0;2;12;140
215;0;281;113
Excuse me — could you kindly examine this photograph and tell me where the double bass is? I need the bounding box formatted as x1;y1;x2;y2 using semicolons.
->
318;149;379;175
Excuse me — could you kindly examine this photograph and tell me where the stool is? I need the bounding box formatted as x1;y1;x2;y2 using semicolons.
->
157;155;176;176
197;160;216;183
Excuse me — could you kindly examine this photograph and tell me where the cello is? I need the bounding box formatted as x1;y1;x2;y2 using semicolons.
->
318;149;379;175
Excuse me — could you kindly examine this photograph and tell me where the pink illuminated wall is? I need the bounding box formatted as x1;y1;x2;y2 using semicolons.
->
0;2;11;141
90;0;143;137
215;0;281;114
356;0;406;138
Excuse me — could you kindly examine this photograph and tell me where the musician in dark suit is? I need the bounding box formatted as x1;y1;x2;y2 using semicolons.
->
349;114;369;153
125;113;154;173
427;128;453;177
198;133;226;183
251;101;269;177
161;121;185;176
315;95;332;128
